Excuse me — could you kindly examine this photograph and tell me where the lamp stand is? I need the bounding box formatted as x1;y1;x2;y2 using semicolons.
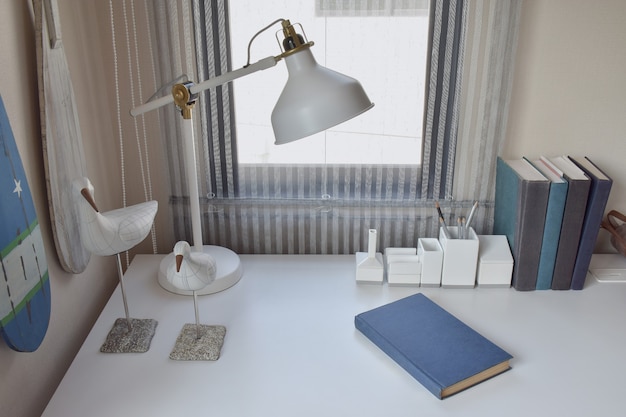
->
157;83;242;296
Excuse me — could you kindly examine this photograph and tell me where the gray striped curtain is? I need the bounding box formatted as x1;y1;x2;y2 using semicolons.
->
149;0;520;254
421;0;467;201
191;0;238;199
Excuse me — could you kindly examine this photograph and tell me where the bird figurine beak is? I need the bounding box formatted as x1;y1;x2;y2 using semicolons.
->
176;254;184;272
80;187;100;212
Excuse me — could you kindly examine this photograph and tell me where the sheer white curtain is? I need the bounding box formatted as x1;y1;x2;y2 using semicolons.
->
453;0;523;234
134;0;521;253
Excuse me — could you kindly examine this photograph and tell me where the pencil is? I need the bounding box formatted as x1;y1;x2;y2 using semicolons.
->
465;200;478;230
457;216;468;239
435;201;451;239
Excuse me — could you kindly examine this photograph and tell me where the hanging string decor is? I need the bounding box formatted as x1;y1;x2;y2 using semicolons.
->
109;0;158;259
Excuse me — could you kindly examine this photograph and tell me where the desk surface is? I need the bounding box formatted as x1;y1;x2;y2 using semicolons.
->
43;254;626;416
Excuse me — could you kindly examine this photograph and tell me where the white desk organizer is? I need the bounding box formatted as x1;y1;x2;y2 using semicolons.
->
439;226;479;288
476;235;513;287
356;229;384;284
418;238;443;287
589;253;626;282
385;247;420;286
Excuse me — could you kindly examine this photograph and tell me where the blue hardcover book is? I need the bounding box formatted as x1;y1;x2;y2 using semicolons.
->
355;293;513;399
528;158;568;290
569;156;613;290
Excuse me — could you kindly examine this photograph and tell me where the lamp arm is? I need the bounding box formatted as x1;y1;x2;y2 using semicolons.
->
130;56;278;117
190;56;278;94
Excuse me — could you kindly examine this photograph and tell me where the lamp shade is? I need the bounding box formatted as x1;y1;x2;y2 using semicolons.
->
271;47;374;145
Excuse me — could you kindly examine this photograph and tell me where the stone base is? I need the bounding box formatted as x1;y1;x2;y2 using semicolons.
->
100;318;158;353
169;323;226;361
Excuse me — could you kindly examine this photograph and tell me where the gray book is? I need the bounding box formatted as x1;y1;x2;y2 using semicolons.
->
547;156;591;290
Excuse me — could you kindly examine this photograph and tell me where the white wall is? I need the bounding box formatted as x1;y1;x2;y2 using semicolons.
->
504;0;626;251
0;2;173;415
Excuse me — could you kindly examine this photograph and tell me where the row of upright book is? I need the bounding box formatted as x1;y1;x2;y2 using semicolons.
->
494;156;612;291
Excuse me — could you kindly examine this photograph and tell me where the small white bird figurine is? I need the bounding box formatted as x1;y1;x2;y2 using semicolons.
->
166;241;217;292
167;241;217;340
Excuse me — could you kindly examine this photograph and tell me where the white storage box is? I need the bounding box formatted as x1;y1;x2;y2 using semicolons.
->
386;254;421;286
417;238;443;287
476;235;513;287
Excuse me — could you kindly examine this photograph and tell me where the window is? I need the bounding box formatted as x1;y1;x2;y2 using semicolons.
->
229;1;430;167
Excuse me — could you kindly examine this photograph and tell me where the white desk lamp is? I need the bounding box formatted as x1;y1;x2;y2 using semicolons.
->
131;19;374;295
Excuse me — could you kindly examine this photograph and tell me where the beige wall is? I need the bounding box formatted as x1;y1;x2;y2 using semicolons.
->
505;0;626;251
0;2;116;417
1;0;626;416
0;1;172;417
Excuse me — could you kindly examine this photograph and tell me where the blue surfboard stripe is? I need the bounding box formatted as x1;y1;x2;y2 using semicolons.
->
0;95;51;352
0;271;49;326
1;219;39;258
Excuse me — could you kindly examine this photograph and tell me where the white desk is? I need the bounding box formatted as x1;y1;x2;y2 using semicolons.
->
43;255;626;416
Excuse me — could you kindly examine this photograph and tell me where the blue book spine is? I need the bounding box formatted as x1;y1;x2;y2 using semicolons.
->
535;181;568;290
551;176;590;290
494;158;518;251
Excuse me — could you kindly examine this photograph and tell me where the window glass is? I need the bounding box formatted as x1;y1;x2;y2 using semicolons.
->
229;0;429;165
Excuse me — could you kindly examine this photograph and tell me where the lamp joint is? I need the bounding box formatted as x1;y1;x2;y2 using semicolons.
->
172;82;198;120
279;20;313;59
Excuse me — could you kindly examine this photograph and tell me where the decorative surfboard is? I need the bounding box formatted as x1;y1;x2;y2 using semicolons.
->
0;95;51;352
34;0;91;273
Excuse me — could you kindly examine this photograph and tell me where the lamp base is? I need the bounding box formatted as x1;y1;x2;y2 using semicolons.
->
158;245;243;295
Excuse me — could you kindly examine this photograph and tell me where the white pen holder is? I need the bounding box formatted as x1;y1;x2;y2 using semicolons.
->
439;226;479;288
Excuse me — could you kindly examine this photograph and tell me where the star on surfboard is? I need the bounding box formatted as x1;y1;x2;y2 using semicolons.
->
13;178;22;198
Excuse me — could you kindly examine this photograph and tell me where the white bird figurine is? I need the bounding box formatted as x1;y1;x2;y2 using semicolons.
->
166;241;217;292
72;177;158;257
167;241;217;340
72;176;158;333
